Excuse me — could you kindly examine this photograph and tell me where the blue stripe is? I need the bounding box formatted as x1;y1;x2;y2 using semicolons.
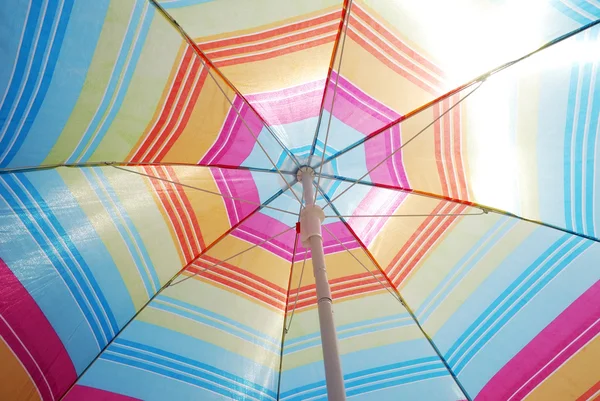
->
284;314;412;354
0;176;106;347
417;217;516;323
551;0;599;24
574;60;593;233
280;357;446;400
0;174;118;344
445;234;571;364
67;0;148;162
156;295;278;344
112;338;277;399
83;168;159;296
150;301;280;353
447;235;590;373
0;0;75;166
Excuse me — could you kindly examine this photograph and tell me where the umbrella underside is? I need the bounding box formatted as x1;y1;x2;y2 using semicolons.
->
0;0;599;400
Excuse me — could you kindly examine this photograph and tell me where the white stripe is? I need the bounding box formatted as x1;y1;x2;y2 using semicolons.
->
87;168;157;295
104;351;268;401
151;63;206;162
150;167;196;259
133;50;189;161
507;320;600;401
451;238;583;368
0;315;53;401
416;218;514;321
0;0;48;144
162;167;203;253
571;62;584;229
0;0;33;110
582;41;597;235
0;180;104;348
74;2;149;162
0;0;65;164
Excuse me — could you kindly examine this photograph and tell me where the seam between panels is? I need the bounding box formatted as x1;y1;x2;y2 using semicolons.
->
57;184;285;399
147;0;301;169
322;192;473;401
318;18;600;167
308;0;352;161
317;173;600;243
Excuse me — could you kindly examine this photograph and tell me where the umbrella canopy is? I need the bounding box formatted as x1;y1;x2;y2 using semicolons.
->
1;0;599;400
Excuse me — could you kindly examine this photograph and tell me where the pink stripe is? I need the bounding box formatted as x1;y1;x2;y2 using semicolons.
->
246;80;325;125
64;385;141;400
211;168;260;226
476;280;600;401
0;258;77;400
324;72;401;135
348;187;407;246
365;124;408;188
200;97;263;166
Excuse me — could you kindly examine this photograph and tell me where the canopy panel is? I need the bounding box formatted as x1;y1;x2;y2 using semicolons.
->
326;21;600;240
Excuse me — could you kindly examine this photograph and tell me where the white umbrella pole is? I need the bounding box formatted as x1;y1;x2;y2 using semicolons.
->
299;167;346;401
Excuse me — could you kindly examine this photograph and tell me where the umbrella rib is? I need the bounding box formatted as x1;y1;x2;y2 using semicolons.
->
0;161;297;176
323;82;483;207
112;165;300;216
277;198;304;401
313;0;353;205
58;201;272;400
322;224;403;304
148;0;302;171
284;249;308;335
169;225;295;287
320;173;600;243
307;0;353;165
325;210;486;218
316;17;600;168
316;185;473;401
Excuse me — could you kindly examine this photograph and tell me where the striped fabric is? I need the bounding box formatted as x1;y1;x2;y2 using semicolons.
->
1;0;599;400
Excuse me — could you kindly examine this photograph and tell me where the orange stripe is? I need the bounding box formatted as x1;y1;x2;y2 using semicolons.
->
199;11;341;50
452;98;468;199
442;98;456;197
0;338;41;401
434;104;450;196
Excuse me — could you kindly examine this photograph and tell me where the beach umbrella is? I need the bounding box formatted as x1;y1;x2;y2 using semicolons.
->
0;0;599;400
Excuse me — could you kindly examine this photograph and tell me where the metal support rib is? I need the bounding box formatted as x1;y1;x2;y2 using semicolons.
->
312;183;473;401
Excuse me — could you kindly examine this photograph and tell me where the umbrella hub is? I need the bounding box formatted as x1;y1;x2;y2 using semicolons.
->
296;165;315;182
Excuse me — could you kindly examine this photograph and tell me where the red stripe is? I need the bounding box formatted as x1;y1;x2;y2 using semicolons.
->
144;59;202;161
154;67;210;161
392;205;466;286
206;23;337;60
351;4;445;77
348;14;444;91
0;259;77;400
442;99;456;197
153;167;203;259
577;381;600;401
433;104;450;197
131;47;195;162
452;98;468;199
213;34;336;67
165;167;205;250
145;167;193;262
346;28;439;95
199;11;341;51
196;256;287;294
